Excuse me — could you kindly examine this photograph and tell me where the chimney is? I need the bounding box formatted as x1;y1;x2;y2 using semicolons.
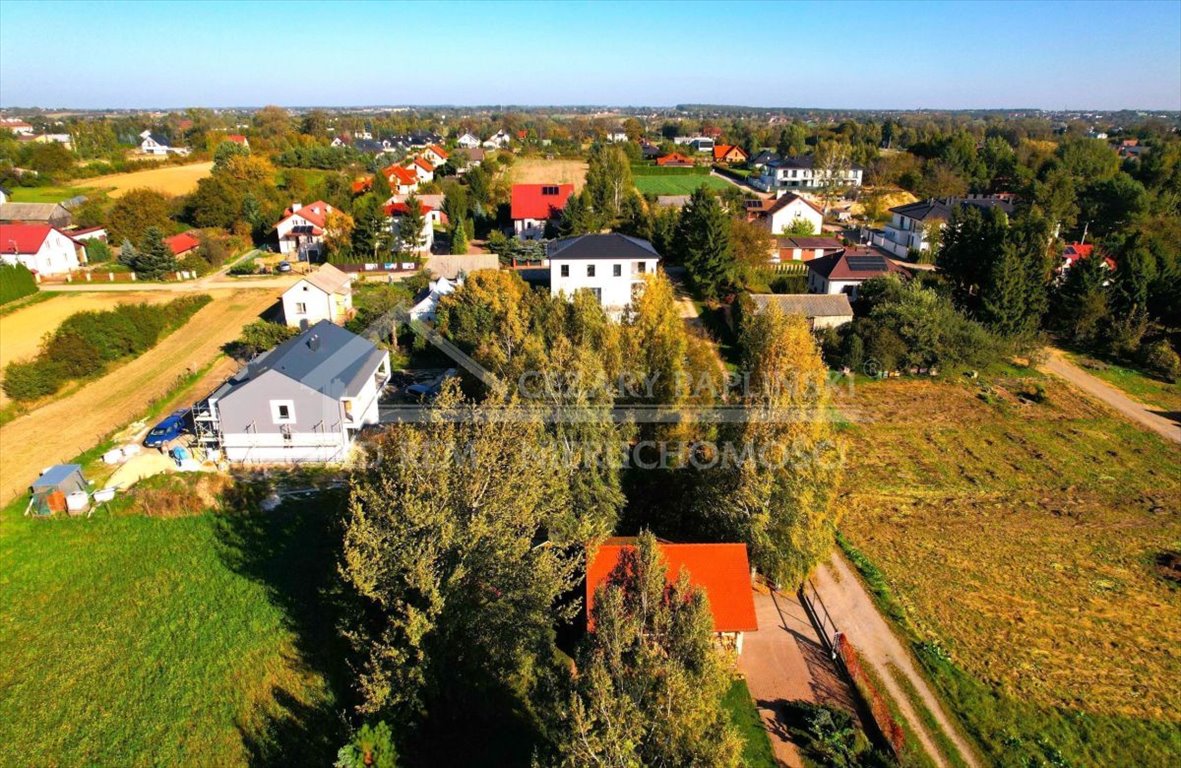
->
291;202;302;212
308;334;320;352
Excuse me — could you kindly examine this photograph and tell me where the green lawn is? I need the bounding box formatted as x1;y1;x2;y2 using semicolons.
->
7;185;100;203
1064;350;1181;412
0;490;351;766
723;678;777;767
634;174;732;196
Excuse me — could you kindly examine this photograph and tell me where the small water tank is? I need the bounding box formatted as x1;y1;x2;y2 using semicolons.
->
65;491;90;513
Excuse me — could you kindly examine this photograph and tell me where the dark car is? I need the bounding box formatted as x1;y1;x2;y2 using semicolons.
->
276;260;293;273
407;369;458;400
144;409;190;447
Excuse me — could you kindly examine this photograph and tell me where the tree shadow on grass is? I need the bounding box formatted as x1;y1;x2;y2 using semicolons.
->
213;485;356;767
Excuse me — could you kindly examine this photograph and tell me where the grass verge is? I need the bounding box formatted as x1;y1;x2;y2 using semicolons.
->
723;678;777;767
886;662;970;768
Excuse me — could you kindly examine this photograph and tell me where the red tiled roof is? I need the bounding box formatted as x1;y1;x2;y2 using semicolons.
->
426;144;449;160
165;232;200;255
511;183;574;220
281;201;334;228
384;165;419;187
383;201;433;217
411;157;434;173
713;144;747;161
351;178;372;194
1063;242;1115;270
226;134;248;144
0;223;53;254
587;541;758;633
764;192;824;218
656;152;695;167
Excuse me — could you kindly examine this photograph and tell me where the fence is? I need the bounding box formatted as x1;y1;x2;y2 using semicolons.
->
799;578;906;758
38;270;199;285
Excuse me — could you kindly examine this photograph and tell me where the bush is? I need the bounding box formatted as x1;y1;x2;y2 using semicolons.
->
1138;340;1180;383
84;239;114;264
0;263;38;306
223;320;298;361
1;295;211;401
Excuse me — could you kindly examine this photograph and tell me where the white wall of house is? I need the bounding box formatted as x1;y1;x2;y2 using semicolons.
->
550;256;659;312
514;217;548;240
0;229;81;274
283;282;335;328
770;166;863;189
276;207;327;257
767;199;824;236
808;271;862;297
457;133;481;149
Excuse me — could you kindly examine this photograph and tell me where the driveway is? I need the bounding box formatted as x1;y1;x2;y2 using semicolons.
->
738;583;860;767
811;552;980;768
1040;348;1180;444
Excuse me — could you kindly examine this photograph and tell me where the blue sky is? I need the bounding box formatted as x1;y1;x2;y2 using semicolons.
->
1;0;1178;110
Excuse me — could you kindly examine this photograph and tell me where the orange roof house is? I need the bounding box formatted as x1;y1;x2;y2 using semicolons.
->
164;232;200;257
586;539;758;651
713;144;748;163
656;152;695;167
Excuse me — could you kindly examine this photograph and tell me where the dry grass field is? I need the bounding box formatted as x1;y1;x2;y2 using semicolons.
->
834;373;1181;765
71;161;214;198
509;156;588;191
0;289;276;503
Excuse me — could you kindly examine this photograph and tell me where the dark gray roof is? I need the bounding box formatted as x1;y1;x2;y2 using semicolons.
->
31;464;84;492
146;133;171;146
771;155;865;172
216;321;384;400
547;233;660;261
751;150;780;165
890;196;1015;222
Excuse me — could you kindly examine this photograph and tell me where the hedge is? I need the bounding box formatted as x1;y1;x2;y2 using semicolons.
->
2;294;212;401
630;163;710;176
0;263;38;306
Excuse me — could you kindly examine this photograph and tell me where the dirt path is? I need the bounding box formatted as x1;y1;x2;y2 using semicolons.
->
812;552;980;768
739;584;861;767
1040;348;1180;444
0;290;274;503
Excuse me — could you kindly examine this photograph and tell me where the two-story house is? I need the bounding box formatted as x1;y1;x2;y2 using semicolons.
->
511;183;574;240
548;233;660;314
281;263;354;328
806;248;909;298
757;155;863;191
873;195;1015;259
276;201;338;261
747;192;825;237
138;129;190;156
193;321;390;464
0;223;83;275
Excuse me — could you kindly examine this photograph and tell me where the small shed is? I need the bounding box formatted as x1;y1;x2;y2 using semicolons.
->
29;464;88;515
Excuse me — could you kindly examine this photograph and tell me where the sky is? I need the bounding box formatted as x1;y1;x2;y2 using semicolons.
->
1;0;1179;111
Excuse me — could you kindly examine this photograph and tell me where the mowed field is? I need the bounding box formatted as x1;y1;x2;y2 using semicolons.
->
834;374;1181;766
510;156;588;191
0;289;276;503
69;161;214;198
633;174;732;196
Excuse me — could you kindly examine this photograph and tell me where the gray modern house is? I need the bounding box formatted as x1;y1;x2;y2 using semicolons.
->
193;321;390;464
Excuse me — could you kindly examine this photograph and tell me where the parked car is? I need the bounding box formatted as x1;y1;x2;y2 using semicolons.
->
406;368;458;401
276;260;293;273
144;409;190;447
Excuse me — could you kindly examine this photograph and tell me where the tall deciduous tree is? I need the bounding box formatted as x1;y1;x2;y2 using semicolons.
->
585;143;634;225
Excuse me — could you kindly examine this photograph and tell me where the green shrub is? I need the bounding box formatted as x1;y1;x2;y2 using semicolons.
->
223;320;298;361
0;263;38;306
1139;340;1180;383
1;295;211;401
84;239;114;264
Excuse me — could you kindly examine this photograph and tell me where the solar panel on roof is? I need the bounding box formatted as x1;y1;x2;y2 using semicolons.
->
846;255;888;271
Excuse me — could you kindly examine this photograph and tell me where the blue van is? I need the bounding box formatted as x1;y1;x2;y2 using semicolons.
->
145;410;190;447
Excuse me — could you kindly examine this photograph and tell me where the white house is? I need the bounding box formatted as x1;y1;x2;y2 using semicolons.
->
0;223;82;275
757;156;863;191
138;129;190;156
388;199;436;255
388;193;448;229
456;132;481;149
1;119;34;137
606;130;628;143
406;157;435;183
806;248;909;298
749;192;825;237
193;321;390;464
548;233;660;314
872;195;1016;259
276;201;337;261
422;144;449;167
281;263;353;329
483;129;512;149
511;183;574;240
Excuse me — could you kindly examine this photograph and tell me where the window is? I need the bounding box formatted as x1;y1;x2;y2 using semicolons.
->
613;264;622;277
591;288;602;302
587;264;596;277
295;302;307;314
633;261;646;274
560;264;569;277
271;400;296;425
542;185;559;196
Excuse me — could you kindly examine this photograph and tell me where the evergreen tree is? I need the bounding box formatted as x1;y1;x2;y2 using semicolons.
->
449;217;469;255
558;189;598;237
395;193;426;258
1055;253;1110;348
1107;244;1156;352
674;187;734;299
351;194;391;262
980;242;1031;337
937;204;1011;314
118;239;140;270
134;227;178;279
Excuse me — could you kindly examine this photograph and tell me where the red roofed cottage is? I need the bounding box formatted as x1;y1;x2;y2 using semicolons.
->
587;538;758;654
0;223;82;275
276;201;336;261
511;183;574;240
